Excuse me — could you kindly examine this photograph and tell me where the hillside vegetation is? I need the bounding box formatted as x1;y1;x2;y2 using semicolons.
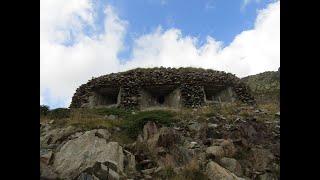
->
40;69;280;180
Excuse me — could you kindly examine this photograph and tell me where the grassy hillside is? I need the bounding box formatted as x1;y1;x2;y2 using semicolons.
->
242;68;280;106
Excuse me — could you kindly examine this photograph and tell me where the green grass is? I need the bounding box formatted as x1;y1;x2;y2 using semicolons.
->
41;108;177;139
47;108;71;119
119;110;177;138
90;107;132;118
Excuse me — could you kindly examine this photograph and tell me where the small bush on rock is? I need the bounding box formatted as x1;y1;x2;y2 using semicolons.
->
40;105;49;117
121;110;176;137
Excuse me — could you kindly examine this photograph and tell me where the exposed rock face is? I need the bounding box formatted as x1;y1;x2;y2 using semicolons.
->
206;146;225;158
70;67;255;109
40;126;78;148
250;148;275;172
40;127;138;180
41;97;280;179
76;161;120;180
219;157;243;177
205;161;242;180
221;139;236;158
53;130;124;179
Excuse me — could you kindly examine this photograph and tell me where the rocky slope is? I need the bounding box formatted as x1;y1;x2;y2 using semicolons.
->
40;103;280;180
41;69;280;180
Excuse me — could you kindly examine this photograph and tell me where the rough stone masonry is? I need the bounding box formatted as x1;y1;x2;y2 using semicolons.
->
70;67;255;109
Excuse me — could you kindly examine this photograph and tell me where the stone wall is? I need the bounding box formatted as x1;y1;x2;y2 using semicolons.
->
70;67;255;109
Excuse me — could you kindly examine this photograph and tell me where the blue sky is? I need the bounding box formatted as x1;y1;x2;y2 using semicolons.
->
40;0;280;109
109;0;271;49
82;0;274;59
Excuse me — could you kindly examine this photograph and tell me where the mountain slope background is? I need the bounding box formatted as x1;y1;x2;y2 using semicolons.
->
242;67;280;106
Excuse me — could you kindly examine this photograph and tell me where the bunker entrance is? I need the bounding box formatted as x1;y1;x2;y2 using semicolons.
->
140;86;181;109
204;85;235;103
90;87;121;107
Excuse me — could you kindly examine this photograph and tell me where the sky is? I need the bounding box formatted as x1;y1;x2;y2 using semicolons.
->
40;0;280;109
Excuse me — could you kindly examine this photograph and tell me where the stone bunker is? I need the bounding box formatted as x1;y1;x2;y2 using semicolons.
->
140;85;181;109
70;67;255;109
89;87;121;107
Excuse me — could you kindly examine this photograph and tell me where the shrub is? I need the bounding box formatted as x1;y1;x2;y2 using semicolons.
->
47;108;71;119
40;105;49;117
120;110;176;138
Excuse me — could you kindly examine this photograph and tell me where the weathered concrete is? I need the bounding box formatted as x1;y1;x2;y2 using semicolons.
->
204;86;235;103
88;87;121;107
140;86;182;109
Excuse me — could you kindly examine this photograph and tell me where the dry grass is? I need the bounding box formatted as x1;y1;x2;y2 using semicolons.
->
157;157;208;180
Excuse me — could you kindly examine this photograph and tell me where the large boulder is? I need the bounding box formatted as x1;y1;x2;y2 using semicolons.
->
206;146;225;158
205;161;242;180
76;161;120;180
219;157;243;177
40;126;78;148
221;139;236;158
40;162;58;179
250;148;275;171
52;130;124;179
146;127;181;151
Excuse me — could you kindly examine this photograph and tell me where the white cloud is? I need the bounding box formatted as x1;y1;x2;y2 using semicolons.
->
122;1;279;77
40;0;127;107
40;0;280;108
40;96;44;105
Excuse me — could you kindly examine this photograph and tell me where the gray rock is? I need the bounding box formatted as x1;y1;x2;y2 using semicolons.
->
68;132;84;139
206;146;225;158
40;126;78;147
77;173;99;180
205;161;241;180
49;120;54;124
40;162;58;179
52;130;124;179
95;129;111;140
189;142;198;148
220;116;227;120
146;127;180;151
123;149;137;178
140;159;152;165
40;149;53;165
144;175;152;179
221;139;236;158
258;173;278;180
219;157;243;177
80;161;119;180
143;121;158;140
141;167;157;175
208;123;218;128
251;148;275;171
275;112;280;117
155;167;162;173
